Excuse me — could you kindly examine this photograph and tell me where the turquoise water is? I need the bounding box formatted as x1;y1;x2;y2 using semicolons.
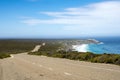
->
88;37;120;54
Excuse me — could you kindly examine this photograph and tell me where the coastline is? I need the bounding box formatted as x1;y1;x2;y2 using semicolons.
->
72;44;89;52
71;37;120;54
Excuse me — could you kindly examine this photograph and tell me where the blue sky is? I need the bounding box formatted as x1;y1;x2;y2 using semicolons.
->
0;0;120;38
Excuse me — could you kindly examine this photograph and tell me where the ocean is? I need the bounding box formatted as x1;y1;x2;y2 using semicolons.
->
72;37;120;54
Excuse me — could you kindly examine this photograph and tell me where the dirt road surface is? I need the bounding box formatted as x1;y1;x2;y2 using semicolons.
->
0;46;120;80
31;45;41;52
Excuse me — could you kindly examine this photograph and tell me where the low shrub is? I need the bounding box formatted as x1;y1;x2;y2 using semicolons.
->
0;53;11;59
28;42;120;65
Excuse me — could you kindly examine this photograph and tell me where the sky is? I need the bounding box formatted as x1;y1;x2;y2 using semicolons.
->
0;0;120;38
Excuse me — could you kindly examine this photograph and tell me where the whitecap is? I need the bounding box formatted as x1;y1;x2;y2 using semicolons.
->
72;44;88;52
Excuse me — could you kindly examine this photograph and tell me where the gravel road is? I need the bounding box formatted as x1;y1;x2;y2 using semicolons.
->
0;46;120;80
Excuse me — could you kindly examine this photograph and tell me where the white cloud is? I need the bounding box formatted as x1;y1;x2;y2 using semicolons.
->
21;1;120;36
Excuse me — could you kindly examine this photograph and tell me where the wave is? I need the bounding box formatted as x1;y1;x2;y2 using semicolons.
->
71;39;104;53
72;44;88;52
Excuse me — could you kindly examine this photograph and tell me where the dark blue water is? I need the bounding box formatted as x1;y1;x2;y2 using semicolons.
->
88;37;120;54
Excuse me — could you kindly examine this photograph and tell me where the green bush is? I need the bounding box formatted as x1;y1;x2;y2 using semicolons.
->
52;53;65;58
0;53;11;59
74;52;96;61
115;59;120;65
91;54;120;64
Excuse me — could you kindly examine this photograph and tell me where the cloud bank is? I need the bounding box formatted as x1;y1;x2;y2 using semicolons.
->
21;1;120;36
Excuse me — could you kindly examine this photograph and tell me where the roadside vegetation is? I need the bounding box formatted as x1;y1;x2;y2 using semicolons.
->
0;53;11;59
0;39;43;59
0;39;120;65
28;43;120;65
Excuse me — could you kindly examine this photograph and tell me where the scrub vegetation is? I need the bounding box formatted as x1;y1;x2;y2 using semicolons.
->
0;53;11;59
0;39;120;65
0;39;43;59
28;42;120;65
